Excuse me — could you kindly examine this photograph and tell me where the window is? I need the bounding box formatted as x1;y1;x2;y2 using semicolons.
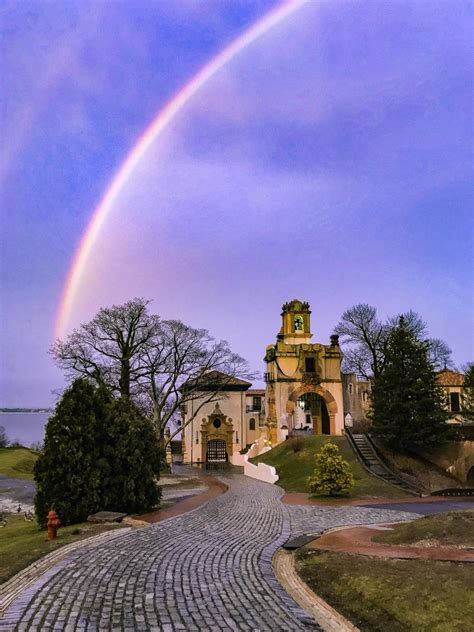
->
305;357;315;373
213;418;221;429
249;418;256;431
253;396;261;411
450;392;460;413
348;383;353;395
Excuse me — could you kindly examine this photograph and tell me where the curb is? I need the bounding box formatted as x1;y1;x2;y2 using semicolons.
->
0;527;132;617
273;548;359;632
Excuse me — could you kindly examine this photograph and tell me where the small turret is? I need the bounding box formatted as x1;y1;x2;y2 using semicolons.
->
278;299;312;343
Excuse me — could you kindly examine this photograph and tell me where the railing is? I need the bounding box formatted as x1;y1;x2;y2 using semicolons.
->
246;405;263;413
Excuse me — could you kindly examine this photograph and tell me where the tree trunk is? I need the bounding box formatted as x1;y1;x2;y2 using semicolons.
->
119;360;130;399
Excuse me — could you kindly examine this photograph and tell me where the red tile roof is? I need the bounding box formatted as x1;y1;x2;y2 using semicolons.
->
437;369;465;386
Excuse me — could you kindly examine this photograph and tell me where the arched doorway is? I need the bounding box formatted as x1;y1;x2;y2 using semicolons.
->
206;439;228;463
296;392;330;434
287;385;337;435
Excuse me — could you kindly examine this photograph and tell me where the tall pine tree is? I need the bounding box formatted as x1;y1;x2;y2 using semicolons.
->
370;316;448;452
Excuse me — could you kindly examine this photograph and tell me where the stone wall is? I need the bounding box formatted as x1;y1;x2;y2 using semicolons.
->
420;441;474;483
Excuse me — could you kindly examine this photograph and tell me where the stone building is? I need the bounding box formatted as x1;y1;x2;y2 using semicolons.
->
436;369;466;421
182;299;345;464
263;299;345;445
181;372;265;465
341;373;371;428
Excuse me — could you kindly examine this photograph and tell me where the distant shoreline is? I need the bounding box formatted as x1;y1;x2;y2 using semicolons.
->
0;410;52;414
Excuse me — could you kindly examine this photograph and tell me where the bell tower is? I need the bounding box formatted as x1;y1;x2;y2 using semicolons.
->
277;299;312;344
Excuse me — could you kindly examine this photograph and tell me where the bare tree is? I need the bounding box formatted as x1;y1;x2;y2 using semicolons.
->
51;298;159;399
334;304;452;379
142;319;256;446
334;304;389;379
52;300;256;446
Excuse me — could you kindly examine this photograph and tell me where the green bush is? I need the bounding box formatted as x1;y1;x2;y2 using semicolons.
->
34;380;161;527
307;442;354;497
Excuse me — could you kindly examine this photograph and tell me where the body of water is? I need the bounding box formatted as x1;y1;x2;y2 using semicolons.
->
0;412;50;447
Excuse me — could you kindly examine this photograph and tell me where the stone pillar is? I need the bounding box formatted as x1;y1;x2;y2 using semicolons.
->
165;428;172;465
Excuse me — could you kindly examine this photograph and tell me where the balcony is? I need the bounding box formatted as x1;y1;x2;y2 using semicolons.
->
246;405;263;413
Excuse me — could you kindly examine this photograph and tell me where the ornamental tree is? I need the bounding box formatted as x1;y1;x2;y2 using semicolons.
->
307;442;354;497
370;316;448;452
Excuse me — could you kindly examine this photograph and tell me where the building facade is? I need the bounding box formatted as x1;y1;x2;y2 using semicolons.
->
181;376;265;465
182;299;345;464
264;300;345;444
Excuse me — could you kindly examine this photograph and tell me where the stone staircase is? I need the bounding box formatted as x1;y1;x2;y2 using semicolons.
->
347;432;420;495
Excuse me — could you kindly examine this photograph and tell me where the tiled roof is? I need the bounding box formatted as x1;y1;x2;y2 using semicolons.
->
437;369;465;386
183;370;252;390
246;389;265;395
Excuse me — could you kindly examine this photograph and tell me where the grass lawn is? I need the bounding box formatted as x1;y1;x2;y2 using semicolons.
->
296;549;474;632
0;447;39;480
373;510;474;547
0;514;126;584
250;435;407;498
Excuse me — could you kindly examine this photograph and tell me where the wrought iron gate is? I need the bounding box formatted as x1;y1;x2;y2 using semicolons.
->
206;439;227;462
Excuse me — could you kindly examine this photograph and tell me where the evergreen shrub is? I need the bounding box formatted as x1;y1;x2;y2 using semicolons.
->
307;442;354;496
34;380;161;527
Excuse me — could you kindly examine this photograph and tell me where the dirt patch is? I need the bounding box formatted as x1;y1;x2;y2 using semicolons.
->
306;525;474;562
281;492;474;507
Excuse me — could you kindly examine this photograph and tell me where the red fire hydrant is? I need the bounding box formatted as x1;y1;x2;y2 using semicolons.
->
47;510;61;540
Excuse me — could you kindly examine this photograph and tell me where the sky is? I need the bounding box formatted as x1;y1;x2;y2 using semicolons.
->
1;0;473;407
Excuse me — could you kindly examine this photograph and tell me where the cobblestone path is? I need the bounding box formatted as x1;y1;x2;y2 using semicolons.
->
1;473;420;631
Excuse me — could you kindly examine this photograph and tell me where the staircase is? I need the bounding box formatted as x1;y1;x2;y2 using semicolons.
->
347;432;420;495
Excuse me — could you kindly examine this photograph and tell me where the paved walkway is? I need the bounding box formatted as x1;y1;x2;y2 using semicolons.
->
307;524;474;562
0;471;420;631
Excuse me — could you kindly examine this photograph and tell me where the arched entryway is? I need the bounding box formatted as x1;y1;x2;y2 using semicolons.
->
295;392;330;434
286;385;337;435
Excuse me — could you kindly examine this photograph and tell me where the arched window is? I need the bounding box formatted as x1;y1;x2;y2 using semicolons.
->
348;383;353;395
294;316;303;331
249;418;256;431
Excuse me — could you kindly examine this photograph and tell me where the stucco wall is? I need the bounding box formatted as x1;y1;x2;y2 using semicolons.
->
183;391;246;464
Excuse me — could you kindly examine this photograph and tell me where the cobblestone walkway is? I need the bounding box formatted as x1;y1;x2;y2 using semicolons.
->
1;473;420;631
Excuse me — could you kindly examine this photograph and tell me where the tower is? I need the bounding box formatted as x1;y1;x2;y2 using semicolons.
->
264;299;344;441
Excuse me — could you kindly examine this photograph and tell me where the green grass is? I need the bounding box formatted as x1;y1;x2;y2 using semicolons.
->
0;514;126;584
250;436;407;498
373;510;474;547
296;550;474;632
0;447;39;480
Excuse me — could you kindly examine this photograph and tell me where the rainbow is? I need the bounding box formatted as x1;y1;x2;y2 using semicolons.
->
55;0;308;338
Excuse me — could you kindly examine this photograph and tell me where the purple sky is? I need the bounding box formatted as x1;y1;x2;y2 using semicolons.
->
1;0;473;406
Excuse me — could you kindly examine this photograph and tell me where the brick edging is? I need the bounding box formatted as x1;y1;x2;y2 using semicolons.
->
273;548;359;632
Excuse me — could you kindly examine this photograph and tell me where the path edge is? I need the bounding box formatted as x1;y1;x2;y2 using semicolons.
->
273;548;359;632
0;527;132;618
